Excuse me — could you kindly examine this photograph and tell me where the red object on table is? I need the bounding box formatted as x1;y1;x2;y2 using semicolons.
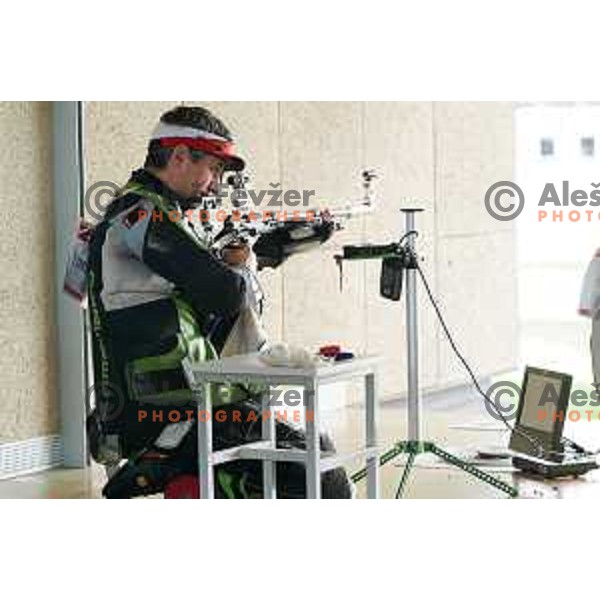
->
319;345;341;358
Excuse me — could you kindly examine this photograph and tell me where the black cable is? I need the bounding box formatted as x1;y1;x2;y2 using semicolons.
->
398;230;419;246
415;261;545;458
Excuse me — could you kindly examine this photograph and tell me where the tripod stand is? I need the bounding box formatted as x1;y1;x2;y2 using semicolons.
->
343;209;517;498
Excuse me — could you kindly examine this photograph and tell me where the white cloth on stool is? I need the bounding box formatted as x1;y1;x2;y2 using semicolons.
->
259;343;317;369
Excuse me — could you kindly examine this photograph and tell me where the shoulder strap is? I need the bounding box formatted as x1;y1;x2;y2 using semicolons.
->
119;182;209;250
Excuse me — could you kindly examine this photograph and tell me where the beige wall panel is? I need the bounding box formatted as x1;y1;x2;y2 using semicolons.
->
437;232;518;387
279;102;366;351
84;101;176;189
363;102;438;397
433;102;517;389
435;101;514;237
0;102;57;441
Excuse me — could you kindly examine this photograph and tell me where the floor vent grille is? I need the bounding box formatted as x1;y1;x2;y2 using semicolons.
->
0;436;63;480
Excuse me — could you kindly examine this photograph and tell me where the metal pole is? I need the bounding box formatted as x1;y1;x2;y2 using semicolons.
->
403;210;421;443
53;101;88;467
365;372;379;498
305;379;321;499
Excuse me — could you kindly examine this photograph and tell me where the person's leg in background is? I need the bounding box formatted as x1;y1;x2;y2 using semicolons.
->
591;317;600;391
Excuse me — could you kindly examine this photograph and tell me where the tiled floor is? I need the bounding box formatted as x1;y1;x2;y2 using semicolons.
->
2;383;600;499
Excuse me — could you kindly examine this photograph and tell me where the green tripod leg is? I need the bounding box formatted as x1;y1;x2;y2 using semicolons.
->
427;443;517;498
351;440;518;498
395;444;418;498
352;442;402;484
351;441;422;483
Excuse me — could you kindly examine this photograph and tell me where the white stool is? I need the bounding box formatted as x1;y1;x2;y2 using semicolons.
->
183;353;380;499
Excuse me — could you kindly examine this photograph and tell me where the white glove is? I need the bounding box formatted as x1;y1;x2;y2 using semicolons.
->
259;343;317;368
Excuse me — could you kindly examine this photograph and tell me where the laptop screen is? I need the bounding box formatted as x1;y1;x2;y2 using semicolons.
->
509;366;572;457
518;371;564;434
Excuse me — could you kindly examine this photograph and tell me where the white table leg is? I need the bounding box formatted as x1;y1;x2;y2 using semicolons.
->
197;382;213;499
365;372;379;499
305;380;321;499
262;385;277;499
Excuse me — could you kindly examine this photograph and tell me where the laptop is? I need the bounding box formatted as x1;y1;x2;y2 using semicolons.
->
508;366;598;478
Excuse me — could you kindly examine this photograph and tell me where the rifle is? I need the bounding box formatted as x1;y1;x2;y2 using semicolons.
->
200;170;378;253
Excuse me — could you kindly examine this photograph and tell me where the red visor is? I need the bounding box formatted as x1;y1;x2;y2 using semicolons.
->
158;136;245;171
